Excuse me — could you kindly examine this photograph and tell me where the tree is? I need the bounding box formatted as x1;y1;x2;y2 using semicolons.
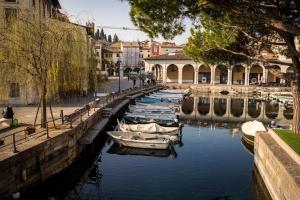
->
108;34;112;43
128;71;139;87
104;34;107;41
126;0;300;134
139;71;147;87
95;28;100;40
0;10;96;127
113;33;119;42
100;28;105;40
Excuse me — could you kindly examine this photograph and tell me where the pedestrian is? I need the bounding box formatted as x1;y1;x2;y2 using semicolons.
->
3;105;14;120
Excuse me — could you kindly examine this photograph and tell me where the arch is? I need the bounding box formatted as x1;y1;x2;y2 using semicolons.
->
182;65;194;83
283;107;293;120
197;97;210;115
232;65;245;85
153;64;163;80
248;99;261;118
198;65;211;84
215;65;228;84
166;64;179;83
214;98;227;116
267;65;281;84
265;102;279;119
182;97;194;115
249;65;264;84
231;99;244;117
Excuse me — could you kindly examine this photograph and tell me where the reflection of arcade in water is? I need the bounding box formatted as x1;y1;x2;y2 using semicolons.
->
180;95;293;126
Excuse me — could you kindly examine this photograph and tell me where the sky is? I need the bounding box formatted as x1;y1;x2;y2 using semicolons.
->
59;0;191;44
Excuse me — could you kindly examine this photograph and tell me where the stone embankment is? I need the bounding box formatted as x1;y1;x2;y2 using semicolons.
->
255;130;300;200
0;85;161;198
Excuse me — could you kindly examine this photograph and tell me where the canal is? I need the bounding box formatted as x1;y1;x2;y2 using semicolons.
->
22;94;292;200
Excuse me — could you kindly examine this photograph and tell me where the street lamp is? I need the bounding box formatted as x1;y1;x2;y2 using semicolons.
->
116;57;122;93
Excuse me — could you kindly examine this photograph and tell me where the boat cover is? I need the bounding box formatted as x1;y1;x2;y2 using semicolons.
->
241;120;266;136
119;121;178;134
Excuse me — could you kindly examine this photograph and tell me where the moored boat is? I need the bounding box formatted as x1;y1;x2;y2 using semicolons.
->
107;131;171;149
118;120;180;135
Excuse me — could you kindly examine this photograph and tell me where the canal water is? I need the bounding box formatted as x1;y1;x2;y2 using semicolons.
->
22;94;292;200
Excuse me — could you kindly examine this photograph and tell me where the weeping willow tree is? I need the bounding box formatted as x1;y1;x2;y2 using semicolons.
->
0;10;97;127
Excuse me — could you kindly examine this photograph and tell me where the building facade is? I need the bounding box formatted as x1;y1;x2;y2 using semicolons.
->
144;52;293;86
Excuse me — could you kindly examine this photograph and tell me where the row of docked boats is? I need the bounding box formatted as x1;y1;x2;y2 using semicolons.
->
107;89;189;149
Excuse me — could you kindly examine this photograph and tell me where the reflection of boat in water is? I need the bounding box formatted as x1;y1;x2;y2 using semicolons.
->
241;135;254;155
107;143;177;158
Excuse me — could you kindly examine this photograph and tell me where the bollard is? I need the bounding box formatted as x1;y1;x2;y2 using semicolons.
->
12;133;17;153
60;110;64;124
46;122;50;139
80;110;83;122
88;108;90;116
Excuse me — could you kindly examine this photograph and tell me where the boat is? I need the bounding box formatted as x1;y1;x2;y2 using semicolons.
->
241;120;266;147
123;115;178;126
107;131;171;149
136;97;162;104
129;105;178;112
135;102;180;110
159;89;190;95
126;111;178;118
128;107;178;115
118;120;180;135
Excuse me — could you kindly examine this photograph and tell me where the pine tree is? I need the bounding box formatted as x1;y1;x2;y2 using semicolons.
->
113;33;119;42
95;29;100;39
100;28;105;40
108;35;112;43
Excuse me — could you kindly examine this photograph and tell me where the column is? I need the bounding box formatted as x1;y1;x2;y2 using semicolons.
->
245;67;250;86
258;73;261;84
243;98;248;120
194;67;198;84
178;67;183;84
162;65;167;83
227;67;232;86
211;66;215;85
226;97;231;117
264;69;269;84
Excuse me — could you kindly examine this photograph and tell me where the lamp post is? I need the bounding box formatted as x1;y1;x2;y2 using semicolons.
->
116;57;122;93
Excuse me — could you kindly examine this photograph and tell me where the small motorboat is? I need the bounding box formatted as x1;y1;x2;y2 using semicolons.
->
107;131;171;149
118;120;180;135
159;89;190;95
123;115;178;127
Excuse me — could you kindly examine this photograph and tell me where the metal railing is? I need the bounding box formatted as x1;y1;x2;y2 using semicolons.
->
0;85;160;153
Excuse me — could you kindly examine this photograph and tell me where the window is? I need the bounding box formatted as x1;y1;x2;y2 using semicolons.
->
5;8;17;22
10;83;20;98
5;0;17;2
32;0;35;8
116;53;120;57
96;52;99;56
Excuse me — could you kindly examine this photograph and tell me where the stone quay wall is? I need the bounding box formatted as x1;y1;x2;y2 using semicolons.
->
0;86;160;198
255;131;300;200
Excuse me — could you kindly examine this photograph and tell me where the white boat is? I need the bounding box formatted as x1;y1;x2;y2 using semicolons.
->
241;120;266;137
107;131;171;149
129;107;177;115
118;120;180;135
159;89;190;94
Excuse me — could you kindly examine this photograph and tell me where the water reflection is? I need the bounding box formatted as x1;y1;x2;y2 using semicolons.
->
181;95;292;126
214;98;227;116
248;99;262;118
231;99;244;117
181;96;194;115
265;102;279;119
198;97;210;115
107;143;178;158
